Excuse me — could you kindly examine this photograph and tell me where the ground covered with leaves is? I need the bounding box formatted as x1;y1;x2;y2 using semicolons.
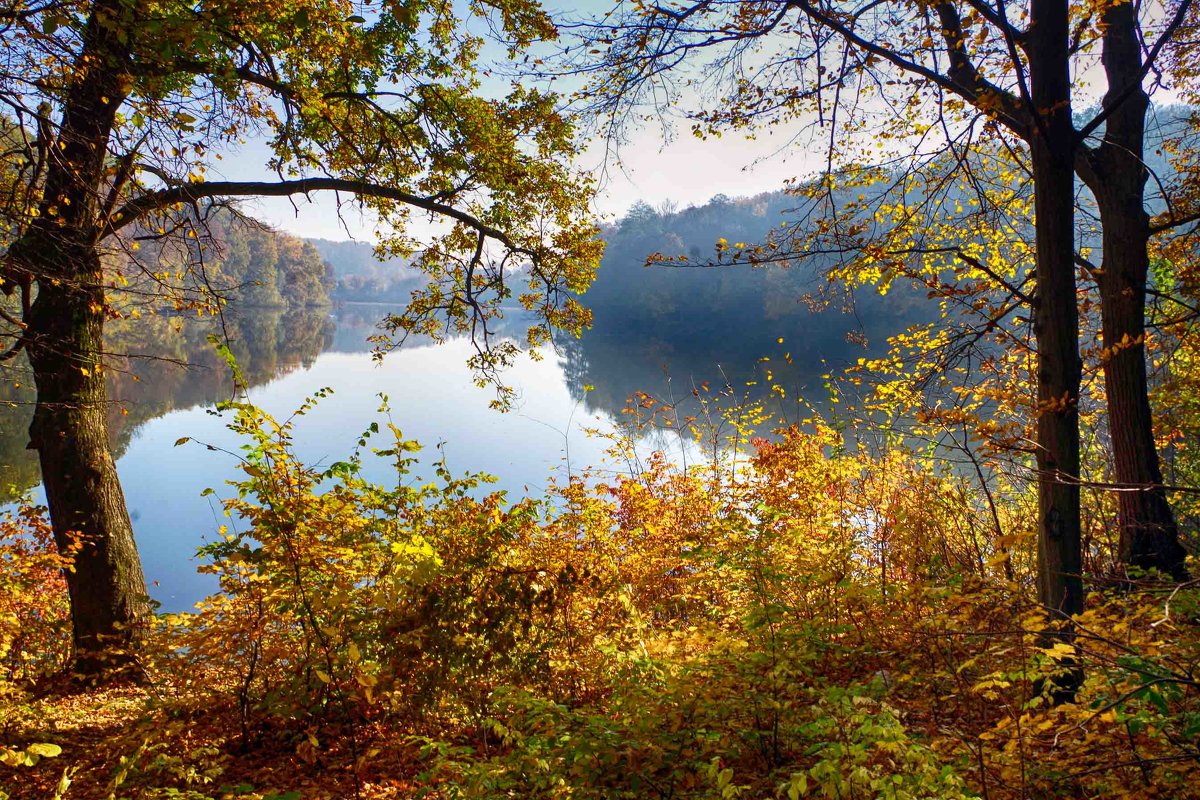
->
3;398;1199;799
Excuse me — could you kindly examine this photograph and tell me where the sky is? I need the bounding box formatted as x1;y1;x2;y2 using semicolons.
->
241;126;825;241
229;117;822;244
215;1;829;243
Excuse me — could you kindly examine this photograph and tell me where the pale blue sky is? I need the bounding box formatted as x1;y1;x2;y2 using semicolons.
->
227;117;821;243
210;1;827;243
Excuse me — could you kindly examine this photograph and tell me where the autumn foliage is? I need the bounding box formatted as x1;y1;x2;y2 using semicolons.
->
0;504;72;686
2;385;1198;800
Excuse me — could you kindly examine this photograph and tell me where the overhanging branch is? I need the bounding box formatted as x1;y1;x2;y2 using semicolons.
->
105;178;530;257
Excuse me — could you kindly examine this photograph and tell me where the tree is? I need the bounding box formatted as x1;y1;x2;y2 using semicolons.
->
0;0;600;676
568;0;1196;613
1072;1;1191;579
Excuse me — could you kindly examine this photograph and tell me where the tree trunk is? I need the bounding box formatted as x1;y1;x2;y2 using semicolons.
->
9;0;148;677
1084;0;1188;580
1094;195;1187;578
1028;0;1084;620
26;251;149;676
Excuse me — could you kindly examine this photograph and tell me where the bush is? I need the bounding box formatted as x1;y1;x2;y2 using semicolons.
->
0;502;72;687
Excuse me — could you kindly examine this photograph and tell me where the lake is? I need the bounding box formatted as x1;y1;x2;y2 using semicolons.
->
0;298;884;612
127;313;646;611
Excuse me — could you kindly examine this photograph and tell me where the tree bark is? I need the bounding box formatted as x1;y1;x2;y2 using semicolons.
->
1028;0;1084;619
1081;0;1188;580
10;0;148;677
25;254;149;676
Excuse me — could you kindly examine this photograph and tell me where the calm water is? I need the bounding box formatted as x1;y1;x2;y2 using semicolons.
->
111;319;643;612
2;301;872;612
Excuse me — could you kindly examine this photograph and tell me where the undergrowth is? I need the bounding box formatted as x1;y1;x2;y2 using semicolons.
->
1;391;1198;799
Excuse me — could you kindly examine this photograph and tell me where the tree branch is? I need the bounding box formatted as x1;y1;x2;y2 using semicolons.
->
953;248;1038;307
1149;204;1200;234
105;178;530;256
783;0;1033;139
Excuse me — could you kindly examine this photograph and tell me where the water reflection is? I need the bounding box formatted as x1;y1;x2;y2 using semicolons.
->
565;290;929;433
0;293;920;611
0;306;336;501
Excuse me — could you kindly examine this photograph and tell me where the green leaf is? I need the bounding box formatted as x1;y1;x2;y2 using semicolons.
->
26;743;62;758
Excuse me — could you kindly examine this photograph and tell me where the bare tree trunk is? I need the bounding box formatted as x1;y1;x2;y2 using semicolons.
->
1082;0;1188;580
1094;198;1188;578
1029;0;1084;620
9;0;148;677
26;252;148;676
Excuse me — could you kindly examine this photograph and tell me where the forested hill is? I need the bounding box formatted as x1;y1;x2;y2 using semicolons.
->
124;212;335;309
205;218;333;308
124;215;420;307
588;190;931;340
565;190;935;417
309;238;424;302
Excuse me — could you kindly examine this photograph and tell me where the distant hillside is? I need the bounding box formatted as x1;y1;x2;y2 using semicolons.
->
564;189;936;417
586;189;930;343
308;238;423;302
121;211;335;309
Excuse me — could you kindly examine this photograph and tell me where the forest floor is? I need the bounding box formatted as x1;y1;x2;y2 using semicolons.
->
3;681;428;800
